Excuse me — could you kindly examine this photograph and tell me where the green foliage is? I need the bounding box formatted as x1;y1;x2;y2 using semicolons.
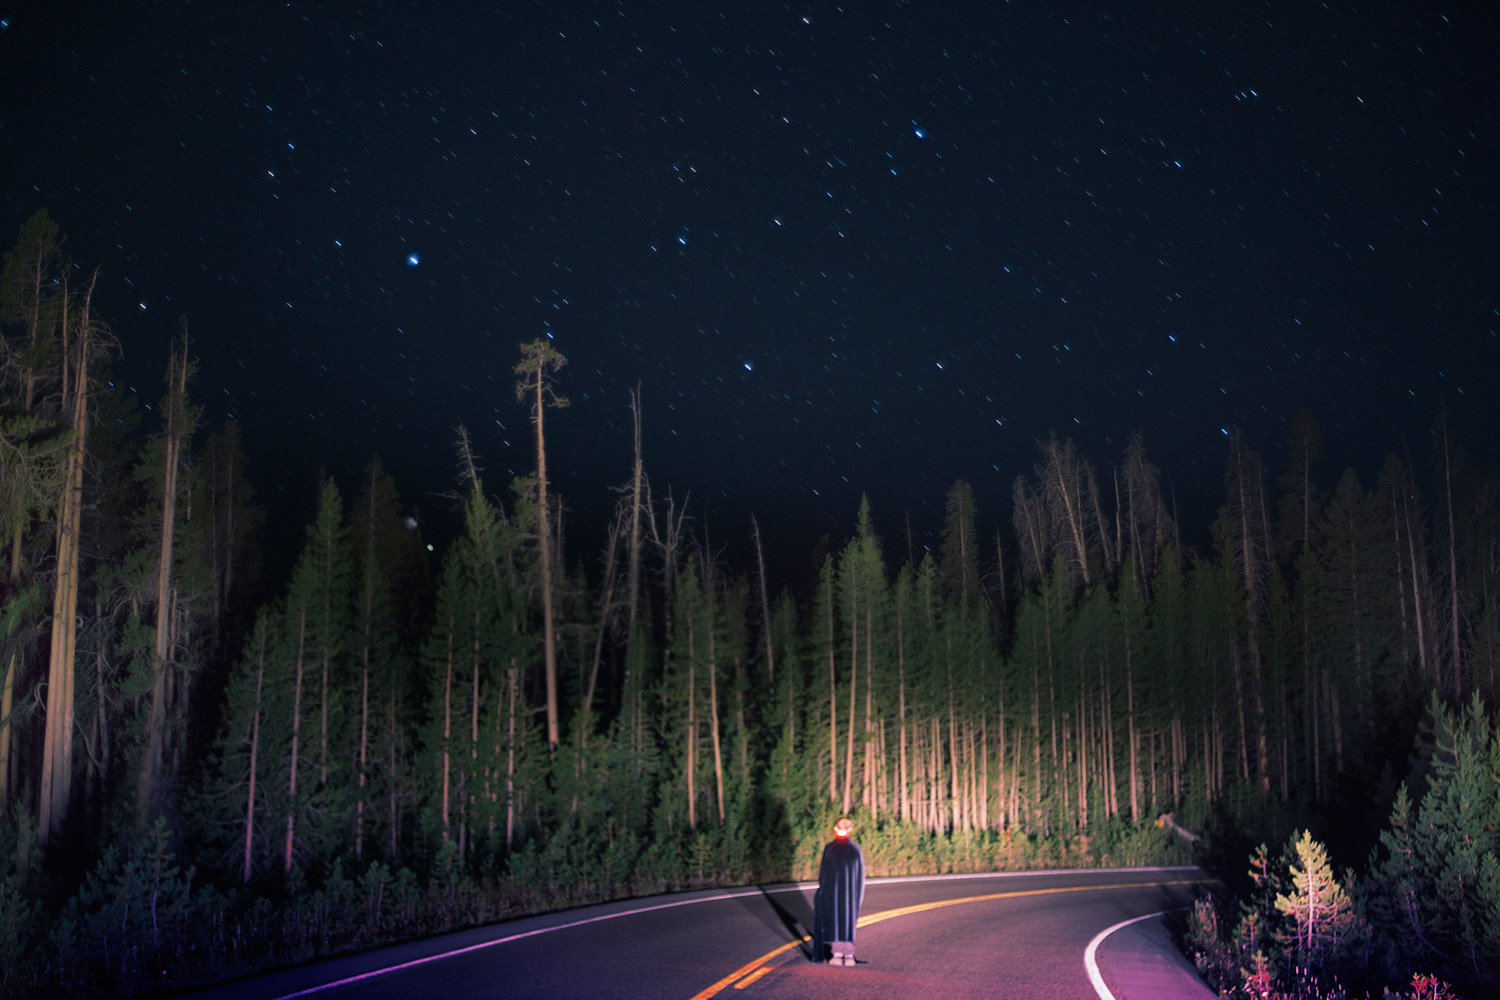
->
1193;695;1500;998
45;818;209;995
1366;693;1500;990
0;812;42;996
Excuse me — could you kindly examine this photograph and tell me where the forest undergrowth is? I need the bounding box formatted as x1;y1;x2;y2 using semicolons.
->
1186;696;1499;1000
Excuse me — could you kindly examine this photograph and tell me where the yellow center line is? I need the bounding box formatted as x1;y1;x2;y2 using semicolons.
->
732;966;775;990
688;878;1211;1000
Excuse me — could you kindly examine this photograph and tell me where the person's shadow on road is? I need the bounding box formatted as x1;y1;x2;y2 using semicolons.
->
738;790;815;958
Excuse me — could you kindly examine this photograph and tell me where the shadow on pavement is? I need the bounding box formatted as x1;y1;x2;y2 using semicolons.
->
734;884;815;960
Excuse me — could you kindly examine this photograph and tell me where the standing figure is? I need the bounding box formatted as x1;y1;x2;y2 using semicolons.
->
811;817;865;966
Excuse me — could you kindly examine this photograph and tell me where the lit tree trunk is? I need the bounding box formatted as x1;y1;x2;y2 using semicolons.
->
1403;493;1434;688
505;662;517;851
626;386;644;641
980;716;990;831
284;607;307;876
863;602;874;818
0;540;27;817
1229;433;1272;797
242;627;267;883
1442;424;1463;698
141;332;192;827
1126;627;1139;821
752;516;775;684
825;564;837;803
686;615;696;829
355;469;377;861
0;656;13;818
469;604;481;857
584;513;621;713
388;688;400;858
705;585;725;825
842;576;857;816
948;632;960;832
623;389;647;760
514;339;568;749
896;580;909;824
39;277;94;847
318;570;333;785
440;610;454;838
1046;435;1093;586
1;216;66;818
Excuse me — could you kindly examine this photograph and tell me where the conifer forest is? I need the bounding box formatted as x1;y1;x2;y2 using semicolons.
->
3;211;1499;997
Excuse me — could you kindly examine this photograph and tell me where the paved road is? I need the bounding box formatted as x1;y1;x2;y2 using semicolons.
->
191;867;1217;1000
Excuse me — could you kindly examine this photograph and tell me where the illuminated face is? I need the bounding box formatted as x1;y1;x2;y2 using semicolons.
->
834;819;852;838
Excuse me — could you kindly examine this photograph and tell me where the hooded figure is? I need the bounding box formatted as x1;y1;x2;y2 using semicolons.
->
811;817;865;965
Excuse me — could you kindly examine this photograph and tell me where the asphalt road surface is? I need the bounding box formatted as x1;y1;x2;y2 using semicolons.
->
191;866;1217;1000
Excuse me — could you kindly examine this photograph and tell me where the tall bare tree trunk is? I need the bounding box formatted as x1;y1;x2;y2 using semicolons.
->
897;588;909;824
387;688;399;858
1402;493;1434;688
1046;436;1093;586
584;514;621;712
515;341;567;749
1231;435;1271;797
826;568;837;803
141;333;191;827
842;576;857;815
863;603;874;818
626;386;644;642
1442;424;1463;697
1126;628;1139;821
947;631;960;831
752;516;775;684
242;629;267;883
39;279;94;847
284;607;307;876
506;662;517;851
0;536;24;818
706;595;725;826
686;616;697;829
440;611;454;839
468;604;481;858
355;467;376;860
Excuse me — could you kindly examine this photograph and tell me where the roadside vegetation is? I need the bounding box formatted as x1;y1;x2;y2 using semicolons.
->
1189;696;1497;999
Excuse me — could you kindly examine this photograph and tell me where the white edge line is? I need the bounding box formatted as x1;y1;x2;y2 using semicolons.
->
273;867;1203;999
1084;907;1179;1000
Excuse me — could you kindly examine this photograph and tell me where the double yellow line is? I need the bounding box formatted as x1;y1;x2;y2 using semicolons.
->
689;878;1209;999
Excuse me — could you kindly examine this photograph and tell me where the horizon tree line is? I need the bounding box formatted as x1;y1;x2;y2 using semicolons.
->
1;206;1497;893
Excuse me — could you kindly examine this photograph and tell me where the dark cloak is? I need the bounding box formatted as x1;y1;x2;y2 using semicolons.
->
810;836;865;962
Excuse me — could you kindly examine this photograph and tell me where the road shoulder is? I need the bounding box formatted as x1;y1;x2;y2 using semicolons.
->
1095;910;1218;1000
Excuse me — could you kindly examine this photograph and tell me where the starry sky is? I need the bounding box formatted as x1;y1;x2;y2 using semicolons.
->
2;1;1497;579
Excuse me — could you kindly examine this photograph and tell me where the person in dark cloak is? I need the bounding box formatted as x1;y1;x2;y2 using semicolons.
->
811;817;865;965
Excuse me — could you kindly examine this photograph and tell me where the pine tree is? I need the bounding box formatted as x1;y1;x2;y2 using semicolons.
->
275;479;352;875
349;457;424;861
939;480;980;606
1274;829;1357;973
1369;695;1500;988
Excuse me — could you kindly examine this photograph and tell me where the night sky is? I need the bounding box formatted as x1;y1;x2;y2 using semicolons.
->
3;1;1497;579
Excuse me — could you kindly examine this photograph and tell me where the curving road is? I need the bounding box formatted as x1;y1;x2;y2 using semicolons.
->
191;867;1217;1000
